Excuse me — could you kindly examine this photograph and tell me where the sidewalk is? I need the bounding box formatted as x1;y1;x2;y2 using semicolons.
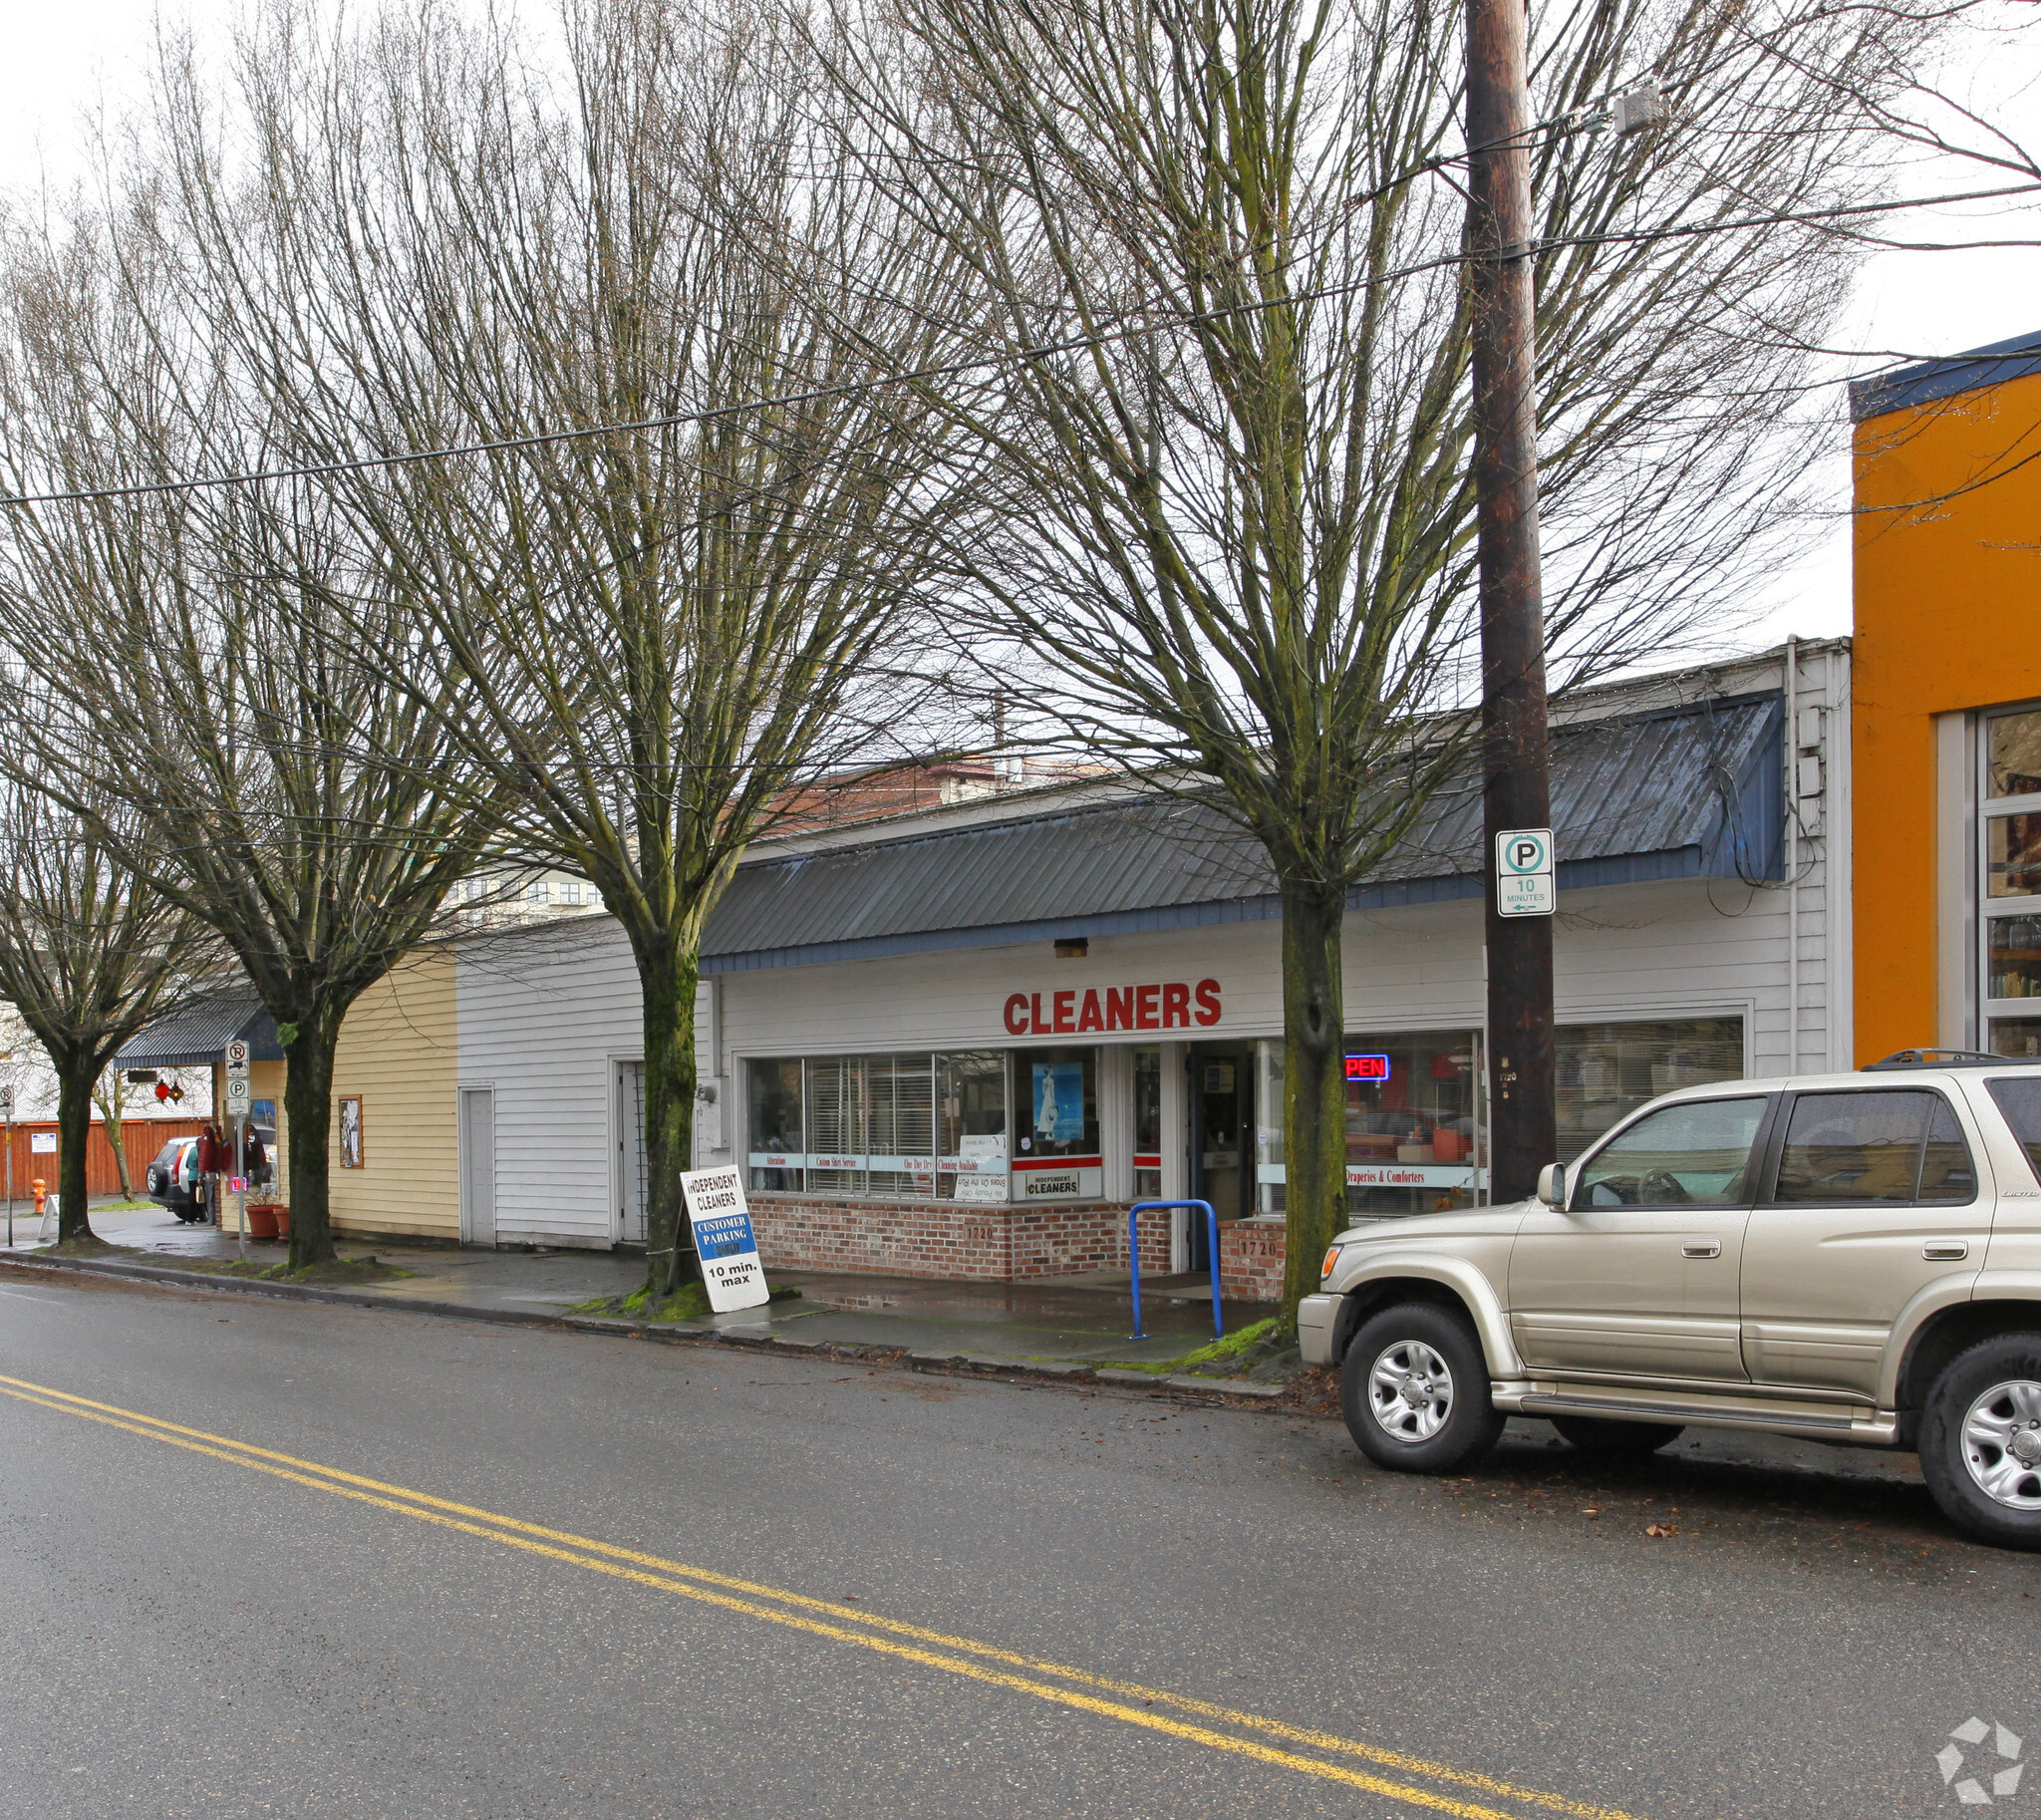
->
3;1198;1268;1369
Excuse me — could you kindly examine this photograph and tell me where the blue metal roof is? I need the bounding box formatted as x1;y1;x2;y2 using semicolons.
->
116;992;288;1068
700;692;1783;972
1849;329;2041;423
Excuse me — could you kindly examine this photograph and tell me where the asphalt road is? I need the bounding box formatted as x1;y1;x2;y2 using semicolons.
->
2;1271;2034;1820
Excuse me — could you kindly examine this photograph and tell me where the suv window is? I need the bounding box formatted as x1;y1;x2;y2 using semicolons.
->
1986;1077;2041;1184
1573;1095;1768;1208
1770;1090;1976;1205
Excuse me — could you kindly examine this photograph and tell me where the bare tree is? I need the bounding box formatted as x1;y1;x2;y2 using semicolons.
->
0;208;524;1269
151;0;991;1295
0;780;212;1245
825;0;1948;1311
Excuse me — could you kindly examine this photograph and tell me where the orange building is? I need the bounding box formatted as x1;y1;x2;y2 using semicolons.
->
1852;332;2041;1062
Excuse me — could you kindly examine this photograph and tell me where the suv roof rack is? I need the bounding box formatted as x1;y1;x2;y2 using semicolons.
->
1861;1048;2041;1071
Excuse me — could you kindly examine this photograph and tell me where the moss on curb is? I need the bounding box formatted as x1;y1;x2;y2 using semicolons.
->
1094;1315;1286;1376
568;1281;802;1323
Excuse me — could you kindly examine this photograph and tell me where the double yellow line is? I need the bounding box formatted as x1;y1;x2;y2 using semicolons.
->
0;1368;1644;1820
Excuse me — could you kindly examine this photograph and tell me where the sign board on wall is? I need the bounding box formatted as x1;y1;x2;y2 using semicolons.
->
30;1132;57;1153
678;1165;771;1313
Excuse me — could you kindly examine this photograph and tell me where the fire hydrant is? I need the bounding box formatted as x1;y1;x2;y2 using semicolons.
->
30;1178;45;1216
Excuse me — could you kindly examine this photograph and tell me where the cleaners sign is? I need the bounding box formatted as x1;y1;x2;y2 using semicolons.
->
678;1165;770;1314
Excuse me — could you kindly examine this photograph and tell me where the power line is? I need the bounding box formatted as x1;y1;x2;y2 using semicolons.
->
1;106;2019;512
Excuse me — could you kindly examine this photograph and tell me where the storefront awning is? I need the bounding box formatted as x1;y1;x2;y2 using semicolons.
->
115;992;288;1068
701;691;1784;973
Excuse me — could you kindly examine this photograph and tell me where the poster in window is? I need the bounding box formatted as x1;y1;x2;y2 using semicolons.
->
1032;1063;1084;1142
338;1096;364;1168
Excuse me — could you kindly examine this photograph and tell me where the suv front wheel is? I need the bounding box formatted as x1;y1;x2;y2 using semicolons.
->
1341;1302;1505;1474
1919;1334;2041;1550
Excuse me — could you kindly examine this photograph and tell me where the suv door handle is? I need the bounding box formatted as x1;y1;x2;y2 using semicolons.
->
1681;1241;1722;1258
1923;1242;1969;1261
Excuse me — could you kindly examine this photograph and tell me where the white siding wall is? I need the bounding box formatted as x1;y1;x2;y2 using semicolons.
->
456;919;639;1249
713;867;1830;1112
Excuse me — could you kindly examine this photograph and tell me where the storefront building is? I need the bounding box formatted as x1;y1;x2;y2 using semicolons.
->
125;644;1845;1292
652;643;1843;1294
1851;330;2041;1062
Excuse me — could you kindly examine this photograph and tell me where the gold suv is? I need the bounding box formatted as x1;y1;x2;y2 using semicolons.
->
1297;1051;2041;1549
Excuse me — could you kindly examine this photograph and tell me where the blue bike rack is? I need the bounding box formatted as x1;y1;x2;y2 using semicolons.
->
1127;1199;1222;1343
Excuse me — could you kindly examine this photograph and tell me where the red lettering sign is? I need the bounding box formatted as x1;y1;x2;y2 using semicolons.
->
1004;980;1222;1036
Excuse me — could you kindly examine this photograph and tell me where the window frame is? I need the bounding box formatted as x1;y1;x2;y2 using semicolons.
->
1979;703;2041;1052
1750;1085;1979;1209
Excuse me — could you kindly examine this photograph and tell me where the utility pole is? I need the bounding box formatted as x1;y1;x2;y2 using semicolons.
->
1467;0;1557;1201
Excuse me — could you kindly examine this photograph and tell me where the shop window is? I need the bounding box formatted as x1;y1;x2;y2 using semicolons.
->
1992;1019;2041;1061
1556;1017;1745;1160
1989;710;2041;799
1013;1047;1102;1199
747;1060;804;1190
1983;708;2041;1052
937;1051;1008;1200
1253;1032;1484;1218
746;1050;1101;1200
1132;1046;1162;1198
1341;1030;1485;1217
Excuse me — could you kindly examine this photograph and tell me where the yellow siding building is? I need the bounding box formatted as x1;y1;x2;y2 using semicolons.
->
327;946;461;1241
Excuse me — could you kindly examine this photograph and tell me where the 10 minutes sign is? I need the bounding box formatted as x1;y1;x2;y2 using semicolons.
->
677;1165;771;1313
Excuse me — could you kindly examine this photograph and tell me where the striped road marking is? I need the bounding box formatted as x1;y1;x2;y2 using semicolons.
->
0;1370;1648;1820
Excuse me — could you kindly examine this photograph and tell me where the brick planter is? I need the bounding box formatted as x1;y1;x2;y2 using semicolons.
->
747;1193;1173;1283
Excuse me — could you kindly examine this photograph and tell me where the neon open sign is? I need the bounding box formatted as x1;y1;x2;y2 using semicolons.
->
1343;1054;1391;1083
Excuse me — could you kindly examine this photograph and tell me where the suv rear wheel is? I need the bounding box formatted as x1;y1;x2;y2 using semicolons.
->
1551;1415;1685;1455
1341;1302;1505;1474
1919;1334;2041;1550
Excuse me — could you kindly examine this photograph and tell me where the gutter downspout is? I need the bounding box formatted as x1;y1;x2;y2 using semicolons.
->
1786;637;1800;1076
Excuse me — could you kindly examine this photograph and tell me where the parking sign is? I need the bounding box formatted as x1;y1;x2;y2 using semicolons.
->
1495;827;1556;917
224;1076;251;1115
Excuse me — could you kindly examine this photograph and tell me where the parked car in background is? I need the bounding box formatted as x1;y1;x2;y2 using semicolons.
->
1299;1051;2041;1549
144;1137;207;1224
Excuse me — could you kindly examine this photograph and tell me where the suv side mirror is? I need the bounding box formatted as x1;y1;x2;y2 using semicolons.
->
1536;1163;1567;1209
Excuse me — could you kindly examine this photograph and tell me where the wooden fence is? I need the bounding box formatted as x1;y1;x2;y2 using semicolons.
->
1;1118;210;1199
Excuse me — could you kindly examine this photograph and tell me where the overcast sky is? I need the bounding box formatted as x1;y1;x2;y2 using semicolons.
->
4;0;2037;652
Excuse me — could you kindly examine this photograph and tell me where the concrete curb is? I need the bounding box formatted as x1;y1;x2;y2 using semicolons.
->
0;1250;1310;1411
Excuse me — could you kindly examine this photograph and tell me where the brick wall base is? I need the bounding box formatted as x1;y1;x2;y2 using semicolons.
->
748;1193;1174;1283
1218;1218;1287;1304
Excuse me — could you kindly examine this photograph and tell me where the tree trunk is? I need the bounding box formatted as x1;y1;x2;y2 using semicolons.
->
53;1055;97;1244
281;1016;341;1268
95;1076;135;1197
1279;877;1348;1314
635;935;703;1299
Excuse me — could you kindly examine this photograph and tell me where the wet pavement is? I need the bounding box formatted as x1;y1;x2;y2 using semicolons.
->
4;1198;1265;1365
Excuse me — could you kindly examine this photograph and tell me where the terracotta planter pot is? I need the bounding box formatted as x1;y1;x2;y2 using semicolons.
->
244;1203;281;1240
273;1204;291;1239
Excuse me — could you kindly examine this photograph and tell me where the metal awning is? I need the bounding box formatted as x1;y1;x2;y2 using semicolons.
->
700;692;1783;973
116;993;287;1068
